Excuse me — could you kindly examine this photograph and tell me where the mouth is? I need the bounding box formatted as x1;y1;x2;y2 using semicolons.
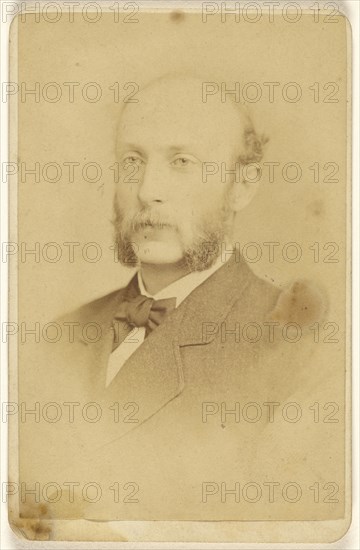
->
136;222;174;231
134;223;177;241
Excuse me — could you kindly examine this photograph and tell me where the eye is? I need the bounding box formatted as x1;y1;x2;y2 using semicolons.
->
121;153;144;168
171;155;197;168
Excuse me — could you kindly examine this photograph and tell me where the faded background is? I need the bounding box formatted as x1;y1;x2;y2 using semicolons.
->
8;5;351;542
13;9;349;323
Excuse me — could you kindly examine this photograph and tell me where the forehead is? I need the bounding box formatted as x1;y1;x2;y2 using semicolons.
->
117;79;245;155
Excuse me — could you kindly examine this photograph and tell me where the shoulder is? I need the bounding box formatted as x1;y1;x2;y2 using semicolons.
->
228;268;327;330
241;273;281;319
56;286;128;326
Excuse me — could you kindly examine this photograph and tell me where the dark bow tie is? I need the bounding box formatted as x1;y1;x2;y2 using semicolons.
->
112;292;177;351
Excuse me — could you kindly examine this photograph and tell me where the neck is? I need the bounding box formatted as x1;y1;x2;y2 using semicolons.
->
140;261;192;295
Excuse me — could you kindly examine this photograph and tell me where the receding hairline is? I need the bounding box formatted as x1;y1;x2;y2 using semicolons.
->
116;73;267;164
120;73;252;125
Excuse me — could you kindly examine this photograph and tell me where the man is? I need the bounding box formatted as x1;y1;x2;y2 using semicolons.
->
19;75;340;526
108;73;271;386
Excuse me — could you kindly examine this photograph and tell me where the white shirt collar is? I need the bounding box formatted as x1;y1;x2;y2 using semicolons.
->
137;254;229;307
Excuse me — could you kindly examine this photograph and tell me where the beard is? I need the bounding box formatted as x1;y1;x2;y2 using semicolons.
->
112;194;234;272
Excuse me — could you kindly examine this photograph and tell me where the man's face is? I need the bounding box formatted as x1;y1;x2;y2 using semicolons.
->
114;78;246;270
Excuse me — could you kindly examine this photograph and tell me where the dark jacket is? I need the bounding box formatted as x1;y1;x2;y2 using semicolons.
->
18;255;344;523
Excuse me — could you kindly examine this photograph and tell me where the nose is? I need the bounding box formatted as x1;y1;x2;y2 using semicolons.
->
137;160;166;206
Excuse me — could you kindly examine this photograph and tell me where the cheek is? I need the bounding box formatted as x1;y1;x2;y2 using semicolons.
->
188;182;228;212
115;186;137;209
172;173;225;203
168;184;227;229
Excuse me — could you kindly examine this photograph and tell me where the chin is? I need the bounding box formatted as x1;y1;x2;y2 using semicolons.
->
137;241;184;265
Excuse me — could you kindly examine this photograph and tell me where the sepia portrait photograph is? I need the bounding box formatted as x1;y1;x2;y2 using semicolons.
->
2;0;353;544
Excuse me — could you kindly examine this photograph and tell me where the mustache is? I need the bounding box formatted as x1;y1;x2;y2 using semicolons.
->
116;207;178;234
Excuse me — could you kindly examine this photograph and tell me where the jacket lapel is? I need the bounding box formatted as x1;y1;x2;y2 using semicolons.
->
77;255;254;442
177;254;253;346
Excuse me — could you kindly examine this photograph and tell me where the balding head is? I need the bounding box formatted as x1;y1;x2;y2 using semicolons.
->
117;74;264;167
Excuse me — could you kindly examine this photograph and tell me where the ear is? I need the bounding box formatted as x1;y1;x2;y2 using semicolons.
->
230;164;260;212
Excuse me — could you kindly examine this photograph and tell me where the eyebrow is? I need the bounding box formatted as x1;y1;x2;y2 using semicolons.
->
168;145;195;153
117;142;144;153
119;143;195;150
117;142;202;158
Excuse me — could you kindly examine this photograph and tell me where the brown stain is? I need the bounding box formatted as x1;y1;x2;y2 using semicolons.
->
270;279;327;326
170;10;186;22
308;199;324;217
11;502;52;541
